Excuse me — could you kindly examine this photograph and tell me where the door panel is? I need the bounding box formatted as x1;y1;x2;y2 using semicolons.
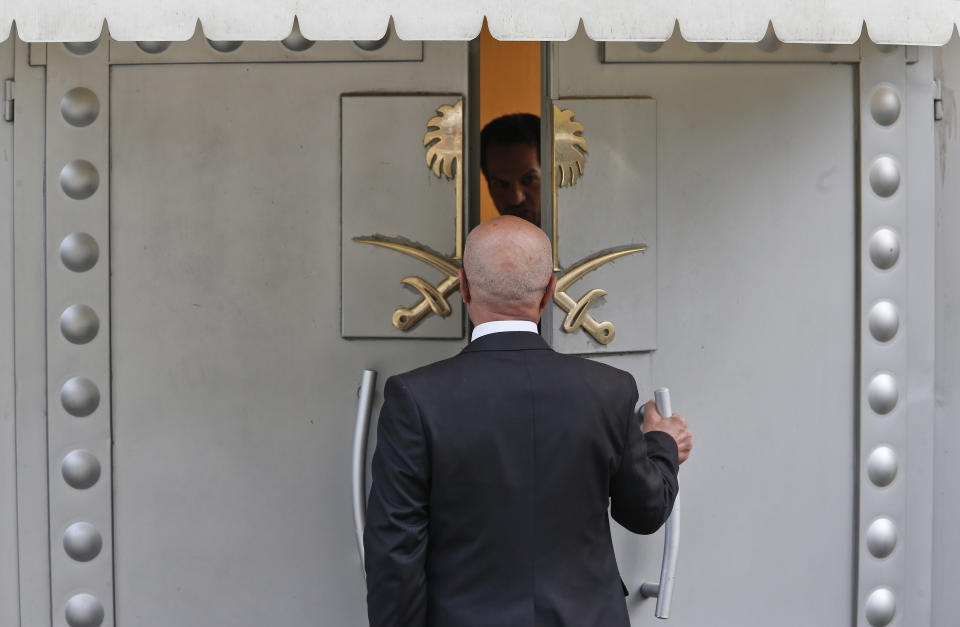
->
109;48;466;626
555;36;857;626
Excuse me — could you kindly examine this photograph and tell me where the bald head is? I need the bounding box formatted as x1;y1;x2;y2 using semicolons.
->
460;216;555;323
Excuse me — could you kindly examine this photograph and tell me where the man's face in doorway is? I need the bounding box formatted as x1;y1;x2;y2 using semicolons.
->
484;142;542;226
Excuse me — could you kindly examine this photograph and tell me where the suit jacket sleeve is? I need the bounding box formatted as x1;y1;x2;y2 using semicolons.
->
364;375;430;627
609;375;680;534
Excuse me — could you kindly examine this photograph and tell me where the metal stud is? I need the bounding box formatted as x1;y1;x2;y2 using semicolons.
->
868;300;899;343
64;593;104;627
869;156;900;198
63;522;103;562
61;450;101;489
870;85;902;127
136;41;171;54
867;445;898;487
865;586;896;626
60;305;100;345
282;17;314;52
866;517;897;558
60;87;100;128
635;42;663;53
868;228;901;270
355;31;391;51
60;377;100;418
867;373;899;415
696;42;724;53
64;41;99;56
59;160;100;200
60;232;100;273
207;39;243;53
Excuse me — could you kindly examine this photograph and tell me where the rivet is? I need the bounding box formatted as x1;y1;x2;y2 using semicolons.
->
868;228;901;270
870;85;902;127
60;160;100;200
869;156;900;198
867;446;898;487
867;373;898;415
696;42;724;53
60;233;100;272
207;39;243;53
865;587;896;626
868;300;899;343
64;41;99;56
282;17;314;52
355;30;391;51
60;377;100;417
61;450;101;489
60;88;100;128
866;517;897;558
63;522;103;562
635;42;663;53
136;41;171;54
65;593;104;627
60;305;100;345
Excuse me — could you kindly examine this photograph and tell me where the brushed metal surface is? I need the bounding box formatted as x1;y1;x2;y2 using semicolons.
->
555;32;856;626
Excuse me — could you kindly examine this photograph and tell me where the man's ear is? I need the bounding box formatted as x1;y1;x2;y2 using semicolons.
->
458;268;471;304
538;275;558;313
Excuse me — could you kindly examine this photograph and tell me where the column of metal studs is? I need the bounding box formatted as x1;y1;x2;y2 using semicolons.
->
857;41;910;627
47;35;114;627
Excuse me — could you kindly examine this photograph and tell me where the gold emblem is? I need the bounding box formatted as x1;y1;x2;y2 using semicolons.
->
424;99;464;259
551;104;589;271
354;237;461;331
553;246;646;345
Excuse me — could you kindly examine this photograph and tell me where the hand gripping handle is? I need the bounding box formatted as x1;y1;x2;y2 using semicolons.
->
352;370;378;576
639;387;680;619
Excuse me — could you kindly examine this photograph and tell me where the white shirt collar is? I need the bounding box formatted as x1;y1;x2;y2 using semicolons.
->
471;320;539;342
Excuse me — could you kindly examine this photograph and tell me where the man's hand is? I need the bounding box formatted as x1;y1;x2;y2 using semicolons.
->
641;400;693;464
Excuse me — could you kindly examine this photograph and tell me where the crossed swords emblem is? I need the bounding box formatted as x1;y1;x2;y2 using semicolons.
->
355;237;645;345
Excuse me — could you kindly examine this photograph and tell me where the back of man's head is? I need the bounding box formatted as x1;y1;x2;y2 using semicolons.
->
462;216;553;319
480;113;541;177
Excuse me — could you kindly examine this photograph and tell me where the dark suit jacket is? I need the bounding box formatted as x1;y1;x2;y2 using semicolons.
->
364;331;680;627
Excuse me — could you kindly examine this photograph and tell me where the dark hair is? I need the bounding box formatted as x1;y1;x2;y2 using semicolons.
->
480;113;540;177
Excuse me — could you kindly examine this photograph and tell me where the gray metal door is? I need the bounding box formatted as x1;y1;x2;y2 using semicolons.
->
542;33;859;626
35;32;469;627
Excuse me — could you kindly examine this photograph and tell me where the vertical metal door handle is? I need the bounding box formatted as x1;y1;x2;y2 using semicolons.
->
352;369;378;575
639;387;680;619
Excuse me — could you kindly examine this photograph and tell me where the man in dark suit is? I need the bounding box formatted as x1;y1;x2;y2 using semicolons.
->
364;216;692;627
